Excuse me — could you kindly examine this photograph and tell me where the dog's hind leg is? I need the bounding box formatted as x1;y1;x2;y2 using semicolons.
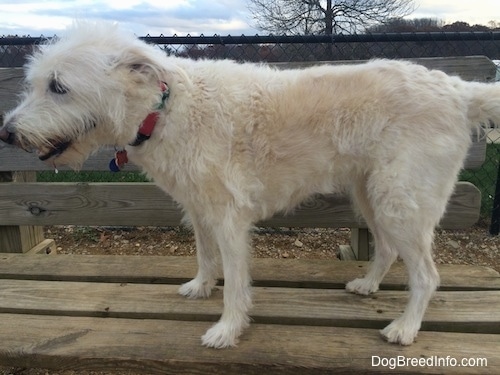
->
346;178;398;295
352;166;440;345
201;213;253;348
380;226;439;345
179;213;220;299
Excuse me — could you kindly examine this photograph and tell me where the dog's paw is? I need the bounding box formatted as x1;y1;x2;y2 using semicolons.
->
346;277;379;295
179;278;216;299
201;321;242;349
380;319;417;346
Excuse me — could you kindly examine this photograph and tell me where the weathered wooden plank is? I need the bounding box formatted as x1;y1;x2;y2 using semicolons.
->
0;57;492;172
0;145;121;171
0;135;487;171
412;55;498;82
0;67;24;114
0;181;481;229
1;57;494;114
438;181;481;229
275;56;498;82
350;228;372;260
3;57;491;111
0;171;44;253
0;254;497;374
0;255;498;290
467;129;488;169
0;226;45;253
0;314;497;374
0;279;498;332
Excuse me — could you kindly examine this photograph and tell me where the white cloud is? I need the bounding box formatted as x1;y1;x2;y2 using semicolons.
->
0;0;257;36
412;0;500;25
0;0;499;37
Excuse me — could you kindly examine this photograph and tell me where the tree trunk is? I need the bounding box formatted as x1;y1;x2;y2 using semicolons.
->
325;0;333;35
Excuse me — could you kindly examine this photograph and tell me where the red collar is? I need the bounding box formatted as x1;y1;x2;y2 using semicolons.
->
109;81;169;172
128;111;160;147
129;81;169;147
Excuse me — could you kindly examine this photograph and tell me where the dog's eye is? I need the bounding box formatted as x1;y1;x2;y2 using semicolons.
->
49;78;69;95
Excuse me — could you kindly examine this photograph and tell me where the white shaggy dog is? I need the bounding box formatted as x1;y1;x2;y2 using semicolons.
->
1;21;499;348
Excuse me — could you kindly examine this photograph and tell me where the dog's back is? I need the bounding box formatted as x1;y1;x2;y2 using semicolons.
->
164;58;475;222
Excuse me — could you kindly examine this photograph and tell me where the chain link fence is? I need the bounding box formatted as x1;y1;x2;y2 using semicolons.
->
1;32;499;232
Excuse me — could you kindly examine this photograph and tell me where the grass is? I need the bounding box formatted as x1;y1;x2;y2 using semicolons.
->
460;143;499;217
71;226;101;243
37;170;149;183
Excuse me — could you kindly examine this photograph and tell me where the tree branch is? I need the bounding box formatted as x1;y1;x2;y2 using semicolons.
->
247;0;416;34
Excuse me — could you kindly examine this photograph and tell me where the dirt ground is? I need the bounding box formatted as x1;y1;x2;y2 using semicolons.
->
0;221;498;374
47;220;499;271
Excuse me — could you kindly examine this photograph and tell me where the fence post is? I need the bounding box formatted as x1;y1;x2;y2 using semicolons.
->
0;171;46;253
489;152;500;235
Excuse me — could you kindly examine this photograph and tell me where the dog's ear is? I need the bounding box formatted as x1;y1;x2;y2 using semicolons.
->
115;47;167;83
128;60;160;77
113;45;191;91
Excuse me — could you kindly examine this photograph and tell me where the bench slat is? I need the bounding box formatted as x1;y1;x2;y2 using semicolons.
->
0;279;498;332
0;314;497;374
0;255;498;290
0;67;24;114
1;56;496;114
0;135;487;171
0;55;493;172
0;181;481;229
274;56;498;82
0;256;498;373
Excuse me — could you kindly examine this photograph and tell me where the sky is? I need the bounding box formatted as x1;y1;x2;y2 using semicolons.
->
0;0;499;37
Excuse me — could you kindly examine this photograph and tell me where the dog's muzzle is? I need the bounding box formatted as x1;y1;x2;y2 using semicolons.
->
0;120;71;161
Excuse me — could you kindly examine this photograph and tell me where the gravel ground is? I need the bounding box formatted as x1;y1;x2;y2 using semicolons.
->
1;222;498;375
47;221;499;271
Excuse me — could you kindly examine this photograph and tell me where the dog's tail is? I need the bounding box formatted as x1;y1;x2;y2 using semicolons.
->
467;82;500;130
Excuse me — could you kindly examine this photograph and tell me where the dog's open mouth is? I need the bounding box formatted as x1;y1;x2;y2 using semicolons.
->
38;140;72;161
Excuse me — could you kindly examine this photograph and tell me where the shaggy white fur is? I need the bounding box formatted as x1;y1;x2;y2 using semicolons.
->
2;21;499;348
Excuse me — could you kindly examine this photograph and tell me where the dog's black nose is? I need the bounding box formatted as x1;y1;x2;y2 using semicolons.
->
0;125;16;145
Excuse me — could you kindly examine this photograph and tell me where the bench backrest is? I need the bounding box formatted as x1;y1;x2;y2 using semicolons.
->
0;56;494;240
0;56;494;171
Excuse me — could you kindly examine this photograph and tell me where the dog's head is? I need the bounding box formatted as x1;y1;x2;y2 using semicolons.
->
0;21;172;169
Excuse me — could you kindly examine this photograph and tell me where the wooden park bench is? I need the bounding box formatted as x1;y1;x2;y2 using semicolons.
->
0;56;499;373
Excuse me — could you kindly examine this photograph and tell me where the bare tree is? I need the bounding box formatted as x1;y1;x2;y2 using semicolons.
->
248;0;416;35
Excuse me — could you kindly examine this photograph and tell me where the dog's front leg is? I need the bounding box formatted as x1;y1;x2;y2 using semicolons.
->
201;219;252;348
179;214;219;299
